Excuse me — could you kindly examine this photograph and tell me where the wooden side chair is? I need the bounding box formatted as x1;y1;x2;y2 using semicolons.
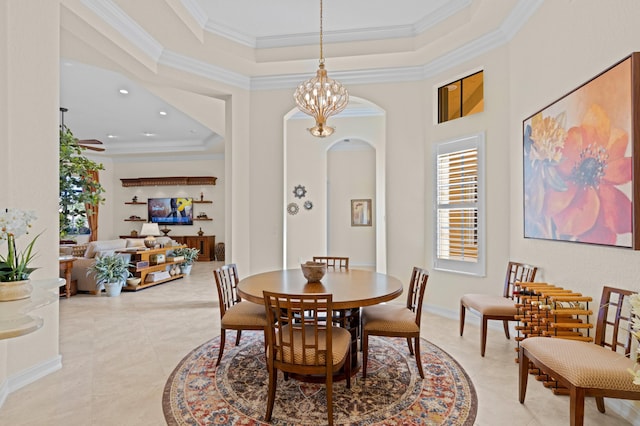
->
312;256;349;269
262;291;351;426
361;266;429;379
519;286;640;426
460;261;537;356
213;264;268;366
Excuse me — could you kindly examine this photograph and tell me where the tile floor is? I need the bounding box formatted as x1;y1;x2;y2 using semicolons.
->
0;261;633;425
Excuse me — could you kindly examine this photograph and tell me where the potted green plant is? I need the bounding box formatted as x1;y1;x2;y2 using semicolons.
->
171;247;199;275
89;254;132;297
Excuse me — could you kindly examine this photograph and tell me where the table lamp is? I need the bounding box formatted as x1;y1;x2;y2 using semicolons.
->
140;222;161;248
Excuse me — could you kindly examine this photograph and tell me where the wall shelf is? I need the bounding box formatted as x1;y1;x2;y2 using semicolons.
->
120;176;217;187
193;200;213;204
125;219;146;222
125;201;147;205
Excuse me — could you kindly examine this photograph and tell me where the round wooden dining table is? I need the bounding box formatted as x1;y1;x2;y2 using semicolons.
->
237;268;403;309
237;268;403;378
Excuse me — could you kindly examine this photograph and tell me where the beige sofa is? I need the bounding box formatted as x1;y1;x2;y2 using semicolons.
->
61;238;143;293
61;237;182;293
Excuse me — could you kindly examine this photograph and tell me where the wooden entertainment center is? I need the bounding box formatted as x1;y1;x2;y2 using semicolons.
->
119;175;218;261
122;245;187;291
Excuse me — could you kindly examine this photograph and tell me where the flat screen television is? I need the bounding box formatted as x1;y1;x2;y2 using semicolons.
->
148;197;193;225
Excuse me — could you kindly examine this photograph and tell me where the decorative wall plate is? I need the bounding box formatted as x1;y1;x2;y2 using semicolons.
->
287;202;299;215
293;185;307;199
304;201;313;210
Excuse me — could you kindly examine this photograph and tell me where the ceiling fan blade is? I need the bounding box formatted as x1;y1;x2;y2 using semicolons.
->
77;139;103;145
80;144;105;152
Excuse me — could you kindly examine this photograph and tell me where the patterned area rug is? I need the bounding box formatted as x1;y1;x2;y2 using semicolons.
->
163;332;477;425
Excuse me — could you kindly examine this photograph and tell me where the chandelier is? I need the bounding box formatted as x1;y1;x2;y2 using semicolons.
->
293;0;349;138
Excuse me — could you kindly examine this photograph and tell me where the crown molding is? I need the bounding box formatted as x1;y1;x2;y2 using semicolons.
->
81;0;164;62
202;0;472;49
160;50;251;90
178;0;208;28
82;0;543;92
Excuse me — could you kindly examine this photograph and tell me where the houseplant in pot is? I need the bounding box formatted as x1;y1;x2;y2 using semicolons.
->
171;247;199;275
89;254;132;296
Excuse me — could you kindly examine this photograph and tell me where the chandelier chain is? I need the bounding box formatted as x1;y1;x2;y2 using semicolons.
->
319;0;324;65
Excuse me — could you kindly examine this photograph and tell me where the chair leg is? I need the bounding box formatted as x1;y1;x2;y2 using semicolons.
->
502;320;511;339
570;387;586;426
235;330;242;345
414;336;424;379
481;316;488;357
265;365;277;422
326;364;334;426
344;347;358;389
460;302;466;336
518;348;529;403
406;337;414;355
362;331;369;378
595;396;606;413
216;329;226;366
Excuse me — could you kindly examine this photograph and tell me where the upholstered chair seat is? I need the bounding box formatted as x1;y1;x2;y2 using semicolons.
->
520;337;636;391
460;294;518;317
361;304;420;334
221;301;268;328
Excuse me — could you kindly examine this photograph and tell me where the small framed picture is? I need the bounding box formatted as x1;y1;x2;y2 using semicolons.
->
351;199;372;226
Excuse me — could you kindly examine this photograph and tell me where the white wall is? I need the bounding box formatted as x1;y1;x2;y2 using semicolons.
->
0;0;62;402
328;142;376;268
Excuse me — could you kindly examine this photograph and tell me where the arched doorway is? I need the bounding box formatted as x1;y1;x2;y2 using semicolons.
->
283;97;387;272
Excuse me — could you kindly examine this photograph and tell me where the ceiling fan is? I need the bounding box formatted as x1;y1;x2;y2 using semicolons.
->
59;107;105;152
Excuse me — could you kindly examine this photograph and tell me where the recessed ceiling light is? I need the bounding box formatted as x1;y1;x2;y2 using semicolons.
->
119;89;129;95
143;132;155;137
159;111;167;116
107;134;117;139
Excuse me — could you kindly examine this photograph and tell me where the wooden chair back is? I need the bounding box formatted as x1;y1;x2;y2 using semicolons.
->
312;256;349;270
213;263;240;318
594;286;635;355
406;266;430;325
504;261;537;299
263;291;334;370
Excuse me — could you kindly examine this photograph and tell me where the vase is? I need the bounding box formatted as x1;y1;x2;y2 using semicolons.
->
181;264;192;275
0;279;33;302
104;282;123;297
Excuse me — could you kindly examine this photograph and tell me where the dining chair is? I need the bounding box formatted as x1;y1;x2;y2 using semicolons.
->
262;291;351;426
213;264;268;366
459;261;537;356
519;286;640;426
312;256;349;269
361;266;429;379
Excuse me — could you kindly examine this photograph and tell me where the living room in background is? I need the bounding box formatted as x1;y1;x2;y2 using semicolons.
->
523;52;640;249
433;133;485;276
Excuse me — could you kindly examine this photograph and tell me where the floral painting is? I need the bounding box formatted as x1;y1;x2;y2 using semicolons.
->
523;54;639;248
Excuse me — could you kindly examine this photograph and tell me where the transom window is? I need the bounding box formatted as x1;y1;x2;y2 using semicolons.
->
433;133;485;276
438;71;484;123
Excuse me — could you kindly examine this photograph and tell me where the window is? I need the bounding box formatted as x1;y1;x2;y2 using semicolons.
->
438;71;484;123
433;133;485;276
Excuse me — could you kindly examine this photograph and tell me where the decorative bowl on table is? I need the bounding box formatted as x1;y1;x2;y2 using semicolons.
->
300;261;327;282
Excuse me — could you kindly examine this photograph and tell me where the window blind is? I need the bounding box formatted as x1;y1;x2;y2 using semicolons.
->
436;147;478;263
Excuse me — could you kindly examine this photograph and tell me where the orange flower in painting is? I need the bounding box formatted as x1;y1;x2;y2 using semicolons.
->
544;104;632;244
